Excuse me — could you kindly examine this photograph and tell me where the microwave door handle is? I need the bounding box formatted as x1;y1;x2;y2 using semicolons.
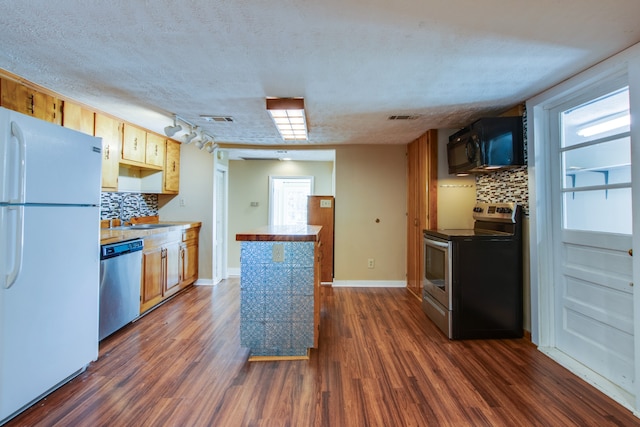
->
465;139;477;163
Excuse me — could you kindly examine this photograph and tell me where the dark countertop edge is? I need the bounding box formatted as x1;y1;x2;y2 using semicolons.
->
236;225;321;242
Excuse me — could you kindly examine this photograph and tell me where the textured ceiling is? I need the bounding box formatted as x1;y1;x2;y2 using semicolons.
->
0;0;639;148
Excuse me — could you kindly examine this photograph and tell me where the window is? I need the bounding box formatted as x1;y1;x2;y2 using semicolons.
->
269;176;314;226
560;87;631;234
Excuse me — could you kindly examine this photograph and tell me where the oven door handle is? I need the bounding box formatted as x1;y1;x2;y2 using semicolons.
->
424;238;449;249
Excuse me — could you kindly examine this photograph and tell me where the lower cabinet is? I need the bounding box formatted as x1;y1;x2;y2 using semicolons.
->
179;226;200;287
140;231;181;314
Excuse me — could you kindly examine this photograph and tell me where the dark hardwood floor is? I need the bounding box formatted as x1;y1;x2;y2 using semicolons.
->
6;279;639;426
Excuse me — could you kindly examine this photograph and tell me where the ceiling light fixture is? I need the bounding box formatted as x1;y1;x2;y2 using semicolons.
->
164;115;183;137
266;98;308;141
195;134;210;150
183;126;198;144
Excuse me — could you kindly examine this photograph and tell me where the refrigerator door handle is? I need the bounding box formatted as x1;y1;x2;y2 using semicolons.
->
4;205;25;289
10;121;27;204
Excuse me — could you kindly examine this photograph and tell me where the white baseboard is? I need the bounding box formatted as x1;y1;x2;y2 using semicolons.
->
195;278;215;286
332;280;406;288
227;267;241;277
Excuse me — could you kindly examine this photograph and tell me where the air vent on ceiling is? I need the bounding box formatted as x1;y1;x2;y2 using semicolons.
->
388;115;420;120
200;115;234;122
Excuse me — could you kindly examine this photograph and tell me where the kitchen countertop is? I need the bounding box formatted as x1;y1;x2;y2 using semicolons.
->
235;225;321;242
100;222;201;245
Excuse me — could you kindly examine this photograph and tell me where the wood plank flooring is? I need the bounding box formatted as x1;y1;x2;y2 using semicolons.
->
6;279;639;426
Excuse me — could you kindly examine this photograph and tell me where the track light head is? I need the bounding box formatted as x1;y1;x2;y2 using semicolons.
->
164;116;182;137
205;142;217;153
183;127;198;144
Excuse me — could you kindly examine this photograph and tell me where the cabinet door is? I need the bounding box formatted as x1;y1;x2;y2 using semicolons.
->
1;79;61;124
122;124;146;163
180;241;198;287
62;101;94;135
164;140;180;194
95;113;122;191
145;133;166;168
141;247;164;313
164;242;181;297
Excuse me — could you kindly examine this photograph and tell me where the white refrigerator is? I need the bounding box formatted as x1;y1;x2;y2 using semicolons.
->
0;107;102;423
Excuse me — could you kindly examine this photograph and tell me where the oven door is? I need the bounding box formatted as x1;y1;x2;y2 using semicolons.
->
423;235;452;310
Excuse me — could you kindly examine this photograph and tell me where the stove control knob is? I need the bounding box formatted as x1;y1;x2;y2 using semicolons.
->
473;207;483;213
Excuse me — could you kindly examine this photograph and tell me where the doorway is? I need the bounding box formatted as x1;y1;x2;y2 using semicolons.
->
530;68;638;411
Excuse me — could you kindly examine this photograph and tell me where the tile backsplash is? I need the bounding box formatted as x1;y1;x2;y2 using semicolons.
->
100;192;158;221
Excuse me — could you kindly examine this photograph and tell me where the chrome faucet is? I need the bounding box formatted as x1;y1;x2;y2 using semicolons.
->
119;193;140;224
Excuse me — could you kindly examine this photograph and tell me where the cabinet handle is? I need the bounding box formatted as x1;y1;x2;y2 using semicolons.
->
105;144;110;160
28;94;34;114
133;137;138;150
155;145;158;156
172;161;176;172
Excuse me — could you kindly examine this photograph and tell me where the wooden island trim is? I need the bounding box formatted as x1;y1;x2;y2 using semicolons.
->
235;225;321;242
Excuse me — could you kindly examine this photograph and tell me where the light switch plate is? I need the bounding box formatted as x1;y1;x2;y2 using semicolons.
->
320;199;332;208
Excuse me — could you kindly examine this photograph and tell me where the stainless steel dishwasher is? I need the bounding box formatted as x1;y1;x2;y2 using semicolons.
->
99;238;143;340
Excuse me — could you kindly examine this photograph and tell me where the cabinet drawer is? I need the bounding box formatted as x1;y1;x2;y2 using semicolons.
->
182;228;199;242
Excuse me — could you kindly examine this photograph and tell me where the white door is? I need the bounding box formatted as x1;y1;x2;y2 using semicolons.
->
550;84;634;394
215;167;227;284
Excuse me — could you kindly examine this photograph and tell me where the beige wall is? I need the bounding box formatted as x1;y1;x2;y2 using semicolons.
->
333;145;407;282
226;145;408;283
158;143;215;281
436;129;476;229
227;160;334;270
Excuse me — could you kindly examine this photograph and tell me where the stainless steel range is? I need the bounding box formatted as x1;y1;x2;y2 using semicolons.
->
422;202;523;339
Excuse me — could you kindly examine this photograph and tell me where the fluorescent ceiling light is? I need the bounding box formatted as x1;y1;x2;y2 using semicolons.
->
577;114;630;137
266;98;308;141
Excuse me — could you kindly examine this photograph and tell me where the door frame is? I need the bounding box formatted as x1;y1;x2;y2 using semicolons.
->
527;45;640;413
214;163;228;284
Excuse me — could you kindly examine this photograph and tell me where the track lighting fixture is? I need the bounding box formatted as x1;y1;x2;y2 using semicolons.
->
164;115;182;137
195;134;210;150
183;126;198;144
205;142;218;153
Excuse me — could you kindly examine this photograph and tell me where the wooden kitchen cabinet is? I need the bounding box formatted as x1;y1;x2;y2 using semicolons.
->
179;226;200;288
94;113;122;192
0;78;62;124
62;101;94;135
140;231;181;313
122;124;147;165
406;129;438;299
164;139;181;194
145;132;166;168
141;246;164;312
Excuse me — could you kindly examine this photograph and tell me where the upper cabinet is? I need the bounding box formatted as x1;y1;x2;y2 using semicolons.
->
1;74;181;195
145;133;166;168
95;113;123;192
1;78;61;125
62;101;94;134
122;124;148;165
164;140;180;194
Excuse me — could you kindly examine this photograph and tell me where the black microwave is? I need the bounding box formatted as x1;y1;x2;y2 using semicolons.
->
447;116;524;174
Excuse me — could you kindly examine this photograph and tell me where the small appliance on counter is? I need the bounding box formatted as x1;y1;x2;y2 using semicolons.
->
422;202;523;339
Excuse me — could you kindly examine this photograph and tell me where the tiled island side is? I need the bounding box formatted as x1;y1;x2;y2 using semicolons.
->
236;225;321;360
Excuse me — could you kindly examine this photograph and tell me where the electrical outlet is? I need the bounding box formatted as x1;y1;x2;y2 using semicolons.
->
320;199;332;208
367;258;375;269
179;198;186;207
273;244;285;263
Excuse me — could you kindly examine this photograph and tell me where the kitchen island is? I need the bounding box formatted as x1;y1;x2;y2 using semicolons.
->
236;225;321;360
